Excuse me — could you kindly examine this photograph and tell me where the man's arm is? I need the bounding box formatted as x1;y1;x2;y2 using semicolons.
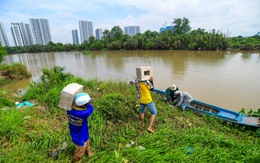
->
148;76;154;91
81;103;94;118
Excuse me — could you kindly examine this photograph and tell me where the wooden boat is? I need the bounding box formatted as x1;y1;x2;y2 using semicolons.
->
152;88;260;128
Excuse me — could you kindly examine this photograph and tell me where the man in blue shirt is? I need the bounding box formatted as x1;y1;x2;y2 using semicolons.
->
67;92;94;162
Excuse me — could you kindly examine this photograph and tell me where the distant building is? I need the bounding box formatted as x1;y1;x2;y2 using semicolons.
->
160;26;174;33
72;29;79;45
30;18;52;45
0;22;10;47
79;20;94;43
10;22;34;47
11;23;24;46
24;23;34;46
124;26;140;36
95;28;102;40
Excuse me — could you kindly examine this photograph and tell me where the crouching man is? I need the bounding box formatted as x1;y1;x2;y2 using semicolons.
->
174;90;193;111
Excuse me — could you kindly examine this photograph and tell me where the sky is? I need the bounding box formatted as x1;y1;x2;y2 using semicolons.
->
1;0;260;46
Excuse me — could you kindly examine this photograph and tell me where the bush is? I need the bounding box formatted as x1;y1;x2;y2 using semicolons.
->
95;93;136;122
0;63;31;80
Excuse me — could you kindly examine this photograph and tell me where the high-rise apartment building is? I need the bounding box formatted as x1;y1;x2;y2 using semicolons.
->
79;20;93;43
11;23;24;46
95;28;102;40
0;22;10;47
30;18;52;45
124;26;140;37
72;29;79;45
11;22;34;46
24;23;34;46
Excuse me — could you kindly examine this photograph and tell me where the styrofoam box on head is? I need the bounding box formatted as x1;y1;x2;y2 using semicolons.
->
59;83;83;111
136;66;153;81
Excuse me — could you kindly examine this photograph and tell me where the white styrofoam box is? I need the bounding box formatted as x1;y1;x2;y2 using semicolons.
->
59;83;83;111
136;66;153;81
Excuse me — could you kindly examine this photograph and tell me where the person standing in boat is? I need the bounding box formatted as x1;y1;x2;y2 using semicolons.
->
174;90;193;111
165;84;179;106
135;76;157;134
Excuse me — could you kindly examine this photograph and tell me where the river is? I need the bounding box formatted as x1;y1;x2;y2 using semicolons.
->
3;50;260;112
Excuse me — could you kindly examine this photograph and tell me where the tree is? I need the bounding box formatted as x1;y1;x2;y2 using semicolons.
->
110;26;123;42
90;40;104;50
88;36;96;45
123;38;138;50
0;45;7;63
103;29;110;39
172;17;191;35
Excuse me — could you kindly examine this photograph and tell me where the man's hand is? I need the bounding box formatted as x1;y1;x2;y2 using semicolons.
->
129;80;135;85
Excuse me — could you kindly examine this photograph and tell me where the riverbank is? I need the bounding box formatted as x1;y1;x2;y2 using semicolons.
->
0;66;259;162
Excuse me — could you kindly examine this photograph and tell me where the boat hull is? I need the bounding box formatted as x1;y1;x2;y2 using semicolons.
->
152;88;259;128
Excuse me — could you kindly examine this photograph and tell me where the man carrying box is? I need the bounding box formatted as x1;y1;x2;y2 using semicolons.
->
66;92;95;162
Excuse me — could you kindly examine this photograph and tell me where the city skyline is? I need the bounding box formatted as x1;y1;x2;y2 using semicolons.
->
2;18;143;47
1;0;260;46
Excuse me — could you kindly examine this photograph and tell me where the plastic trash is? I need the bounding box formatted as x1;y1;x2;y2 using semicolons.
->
49;149;61;159
24;116;32;119
125;141;135;148
16;101;34;108
125;143;132;148
138;145;145;150
59;142;67;150
186;146;194;154
1;107;7;111
49;142;67;159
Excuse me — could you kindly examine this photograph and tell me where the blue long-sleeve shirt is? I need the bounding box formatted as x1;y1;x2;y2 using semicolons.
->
67;103;94;146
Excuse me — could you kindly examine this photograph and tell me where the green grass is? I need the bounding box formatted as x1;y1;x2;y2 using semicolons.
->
0;66;259;163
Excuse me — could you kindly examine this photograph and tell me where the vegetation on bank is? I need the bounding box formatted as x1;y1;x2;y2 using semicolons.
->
0;45;7;63
3;17;260;54
0;63;31;86
0;66;259;162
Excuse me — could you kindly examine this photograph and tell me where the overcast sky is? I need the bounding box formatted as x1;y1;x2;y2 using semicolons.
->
1;0;259;46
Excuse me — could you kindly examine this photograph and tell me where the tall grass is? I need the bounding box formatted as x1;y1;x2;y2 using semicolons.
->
0;109;24;141
0;66;259;162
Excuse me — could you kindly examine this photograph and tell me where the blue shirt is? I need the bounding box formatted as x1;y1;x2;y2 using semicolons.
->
67;103;94;146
